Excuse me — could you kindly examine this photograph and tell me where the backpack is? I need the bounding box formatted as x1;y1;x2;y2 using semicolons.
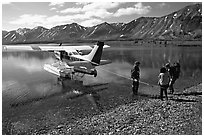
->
131;66;139;79
131;69;135;78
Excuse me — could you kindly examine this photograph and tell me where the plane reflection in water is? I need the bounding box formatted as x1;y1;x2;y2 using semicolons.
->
10;77;108;112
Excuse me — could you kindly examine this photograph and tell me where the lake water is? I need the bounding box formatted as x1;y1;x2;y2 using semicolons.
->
2;43;202;133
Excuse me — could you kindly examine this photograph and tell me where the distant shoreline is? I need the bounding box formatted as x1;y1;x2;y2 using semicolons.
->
2;39;202;47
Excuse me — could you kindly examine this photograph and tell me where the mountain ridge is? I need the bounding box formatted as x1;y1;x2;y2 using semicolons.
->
2;3;202;44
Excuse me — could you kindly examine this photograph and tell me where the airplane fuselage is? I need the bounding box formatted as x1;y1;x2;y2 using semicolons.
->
54;50;81;61
53;51;98;77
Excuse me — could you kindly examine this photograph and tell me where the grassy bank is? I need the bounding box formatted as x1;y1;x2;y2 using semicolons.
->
42;84;202;135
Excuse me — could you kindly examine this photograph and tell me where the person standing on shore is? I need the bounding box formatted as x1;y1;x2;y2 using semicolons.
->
166;62;180;94
173;62;181;80
131;61;140;95
158;67;170;101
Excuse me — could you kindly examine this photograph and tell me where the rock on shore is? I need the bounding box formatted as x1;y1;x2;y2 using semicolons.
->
3;84;202;135
49;84;202;135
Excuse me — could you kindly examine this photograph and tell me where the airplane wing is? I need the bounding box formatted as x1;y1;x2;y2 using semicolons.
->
4;45;92;51
4;44;110;52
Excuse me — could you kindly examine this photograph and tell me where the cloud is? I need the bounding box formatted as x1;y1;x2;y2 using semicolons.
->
9;13;101;29
58;3;116;23
58;2;118;24
79;18;103;27
9;14;47;26
114;2;151;17
60;7;82;14
49;2;65;7
59;2;120;14
82;2;120;11
8;2;152;29
84;9;113;19
2;2;12;5
9;14;74;29
75;2;90;6
158;3;167;8
50;7;57;11
46;15;75;25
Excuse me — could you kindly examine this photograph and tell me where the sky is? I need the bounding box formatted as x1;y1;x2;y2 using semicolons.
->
2;1;200;31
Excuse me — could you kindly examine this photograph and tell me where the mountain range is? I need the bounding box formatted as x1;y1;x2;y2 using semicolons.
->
2;3;202;44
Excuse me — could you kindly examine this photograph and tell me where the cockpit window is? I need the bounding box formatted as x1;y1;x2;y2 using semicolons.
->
66;50;79;56
72;52;79;55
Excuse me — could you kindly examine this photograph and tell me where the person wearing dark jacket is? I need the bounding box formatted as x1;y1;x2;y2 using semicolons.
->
173;62;180;80
166;62;180;94
131;61;140;95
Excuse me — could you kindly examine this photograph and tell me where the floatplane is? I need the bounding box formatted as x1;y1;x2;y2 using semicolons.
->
4;41;111;79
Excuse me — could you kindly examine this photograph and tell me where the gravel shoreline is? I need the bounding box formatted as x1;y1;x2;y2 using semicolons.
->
3;83;202;135
49;83;202;135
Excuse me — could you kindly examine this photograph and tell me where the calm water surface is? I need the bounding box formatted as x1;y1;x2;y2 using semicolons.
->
2;43;202;128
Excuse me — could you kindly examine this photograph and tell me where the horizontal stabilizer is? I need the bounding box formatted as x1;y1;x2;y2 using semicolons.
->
99;60;112;66
71;42;110;66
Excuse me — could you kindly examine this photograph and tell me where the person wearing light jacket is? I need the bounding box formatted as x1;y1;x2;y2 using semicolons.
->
158;67;170;101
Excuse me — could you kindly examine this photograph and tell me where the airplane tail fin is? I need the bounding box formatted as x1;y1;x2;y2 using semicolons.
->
84;41;104;65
